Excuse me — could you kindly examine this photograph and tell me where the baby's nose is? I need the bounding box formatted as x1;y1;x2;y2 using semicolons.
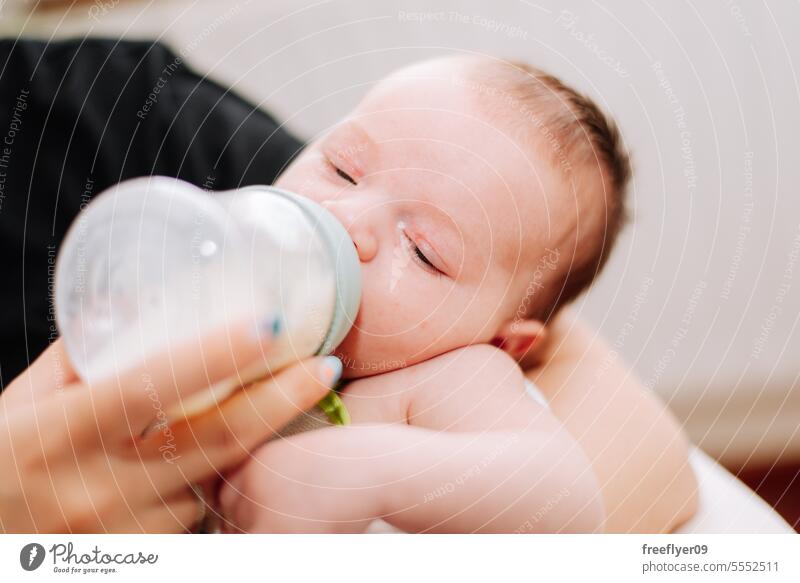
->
350;228;377;262
321;200;378;263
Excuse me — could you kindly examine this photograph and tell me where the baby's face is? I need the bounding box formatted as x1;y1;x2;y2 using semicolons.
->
276;59;573;377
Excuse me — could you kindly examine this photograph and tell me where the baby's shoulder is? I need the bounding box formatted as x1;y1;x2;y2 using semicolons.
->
415;343;524;380
343;344;529;428
404;344;526;389
349;344;523;393
411;344;544;430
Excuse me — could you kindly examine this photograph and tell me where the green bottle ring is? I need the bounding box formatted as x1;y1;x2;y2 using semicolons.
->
318;390;351;426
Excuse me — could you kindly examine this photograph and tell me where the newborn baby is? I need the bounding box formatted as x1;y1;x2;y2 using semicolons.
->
219;55;630;533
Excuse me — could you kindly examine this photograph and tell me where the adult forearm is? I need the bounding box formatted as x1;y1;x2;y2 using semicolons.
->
524;309;698;532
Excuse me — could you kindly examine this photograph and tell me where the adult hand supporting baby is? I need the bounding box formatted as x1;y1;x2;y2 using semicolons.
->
0;324;339;533
523;308;698;532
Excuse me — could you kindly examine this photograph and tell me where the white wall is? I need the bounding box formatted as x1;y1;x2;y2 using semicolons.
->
6;0;800;463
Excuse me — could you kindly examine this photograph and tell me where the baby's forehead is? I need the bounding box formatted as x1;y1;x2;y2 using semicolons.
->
353;61;559;184
329;61;576;268
349;69;542;193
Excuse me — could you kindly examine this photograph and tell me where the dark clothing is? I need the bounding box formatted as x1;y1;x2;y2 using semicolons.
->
0;38;303;385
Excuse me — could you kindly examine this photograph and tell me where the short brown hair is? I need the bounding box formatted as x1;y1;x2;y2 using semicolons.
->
468;58;631;323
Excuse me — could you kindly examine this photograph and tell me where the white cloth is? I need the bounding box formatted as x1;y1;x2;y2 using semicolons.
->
674;448;793;533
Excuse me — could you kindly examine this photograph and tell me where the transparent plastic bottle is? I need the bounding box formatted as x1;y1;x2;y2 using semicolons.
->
55;176;361;417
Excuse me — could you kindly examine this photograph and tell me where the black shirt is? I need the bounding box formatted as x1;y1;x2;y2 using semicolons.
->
0;38;303;385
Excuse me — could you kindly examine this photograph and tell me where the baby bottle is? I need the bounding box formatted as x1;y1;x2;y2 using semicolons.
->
54;176;361;417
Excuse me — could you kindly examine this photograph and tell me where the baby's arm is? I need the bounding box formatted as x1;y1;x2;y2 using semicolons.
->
354;344;604;532
220;345;604;533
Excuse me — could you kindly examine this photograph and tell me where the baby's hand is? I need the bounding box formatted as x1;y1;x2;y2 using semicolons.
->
218;425;387;533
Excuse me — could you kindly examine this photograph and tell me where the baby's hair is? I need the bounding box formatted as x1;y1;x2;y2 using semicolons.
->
466;57;631;323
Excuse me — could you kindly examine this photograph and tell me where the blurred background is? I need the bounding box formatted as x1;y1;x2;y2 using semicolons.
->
2;0;798;528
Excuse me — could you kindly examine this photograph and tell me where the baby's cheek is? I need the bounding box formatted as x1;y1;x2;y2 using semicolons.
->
337;259;458;373
356;262;406;331
334;306;423;378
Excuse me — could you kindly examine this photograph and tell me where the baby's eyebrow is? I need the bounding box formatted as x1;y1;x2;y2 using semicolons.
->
332;120;376;155
343;119;376;146
322;120;377;176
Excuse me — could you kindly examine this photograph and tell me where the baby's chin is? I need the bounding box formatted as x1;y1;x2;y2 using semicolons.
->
331;345;405;380
331;332;412;380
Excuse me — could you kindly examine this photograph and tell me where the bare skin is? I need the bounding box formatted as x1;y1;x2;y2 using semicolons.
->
0;324;338;533
524;308;699;533
1;54;695;534
220;343;604;534
219;57;698;533
219;313;697;534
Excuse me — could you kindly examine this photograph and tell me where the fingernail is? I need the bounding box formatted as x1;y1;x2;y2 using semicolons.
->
319;356;343;386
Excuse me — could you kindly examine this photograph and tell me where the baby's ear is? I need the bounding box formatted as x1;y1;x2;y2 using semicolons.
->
490;319;547;361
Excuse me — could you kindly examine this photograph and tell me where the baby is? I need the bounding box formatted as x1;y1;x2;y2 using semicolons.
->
218;55;630;533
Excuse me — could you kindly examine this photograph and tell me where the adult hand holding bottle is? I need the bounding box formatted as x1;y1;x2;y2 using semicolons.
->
0;323;342;533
